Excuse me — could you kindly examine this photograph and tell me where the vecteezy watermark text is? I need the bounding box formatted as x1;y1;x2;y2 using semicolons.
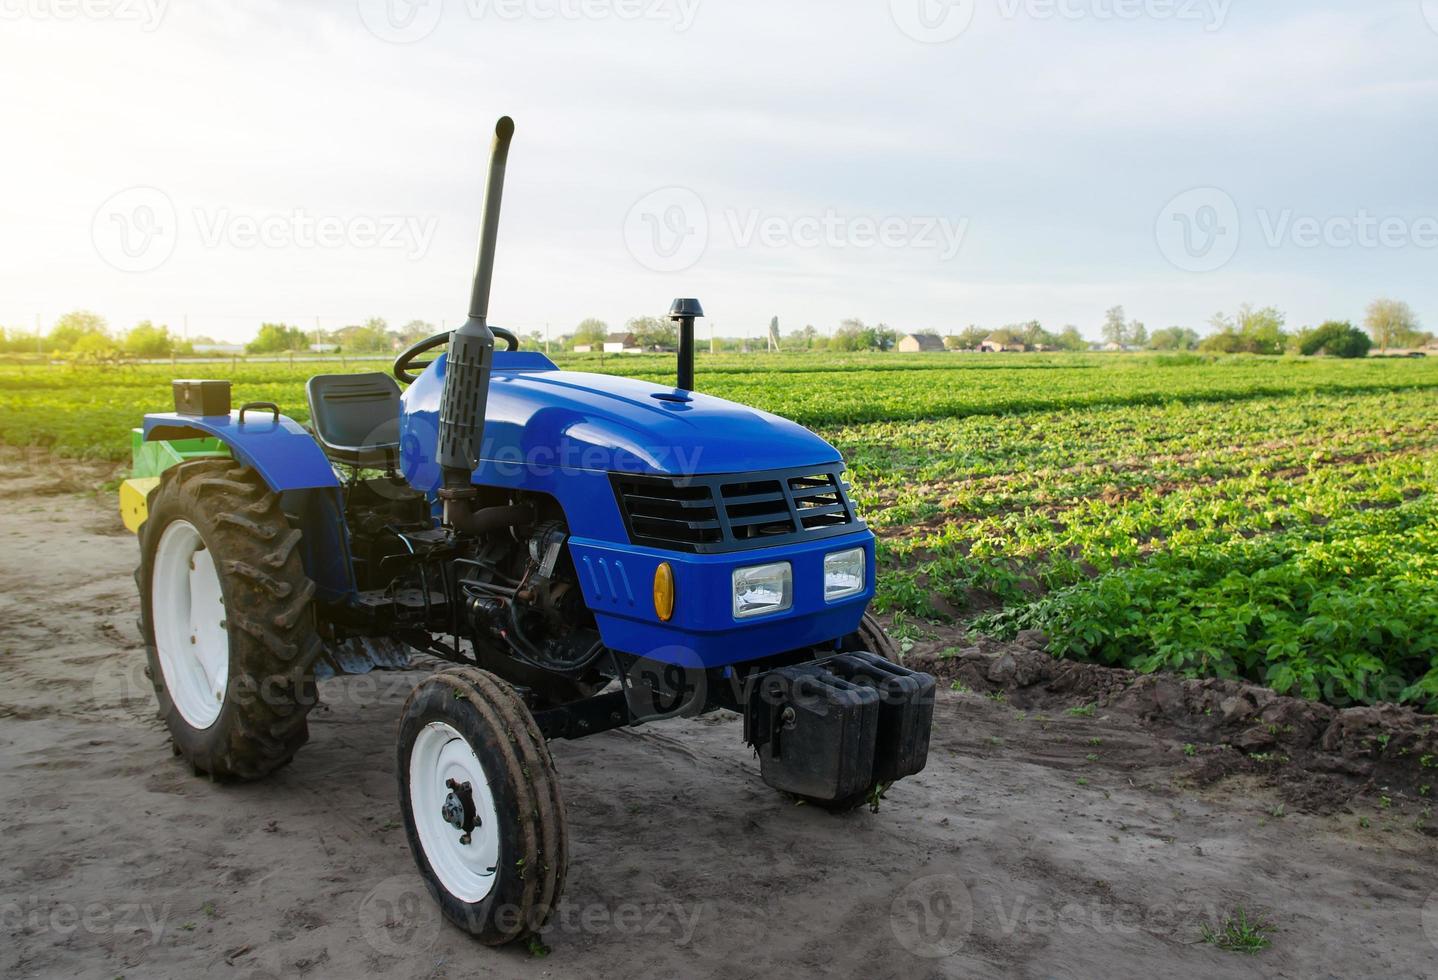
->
1156;186;1438;273
93;186;440;272
357;0;699;43
623;186;969;273
889;0;1230;43
0;0;169;30
2;896;171;945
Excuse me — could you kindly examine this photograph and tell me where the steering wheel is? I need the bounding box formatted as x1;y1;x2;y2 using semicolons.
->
393;326;519;385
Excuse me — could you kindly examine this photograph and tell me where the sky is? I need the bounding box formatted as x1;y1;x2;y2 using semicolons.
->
2;0;1436;343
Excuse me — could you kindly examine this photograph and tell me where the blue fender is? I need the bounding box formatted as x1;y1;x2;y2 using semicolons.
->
143;411;339;491
143;411;356;601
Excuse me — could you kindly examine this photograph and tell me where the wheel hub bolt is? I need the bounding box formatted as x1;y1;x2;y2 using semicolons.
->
441;778;479;844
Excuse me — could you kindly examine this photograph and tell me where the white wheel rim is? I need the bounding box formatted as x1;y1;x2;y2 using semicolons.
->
152;519;229;730
410;721;501;903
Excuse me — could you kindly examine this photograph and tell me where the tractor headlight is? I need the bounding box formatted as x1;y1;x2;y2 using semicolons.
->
823;547;866;601
732;562;792;619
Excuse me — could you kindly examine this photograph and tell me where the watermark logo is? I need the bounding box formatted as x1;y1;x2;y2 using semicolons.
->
357;0;444;43
1254;209;1438;251
890;874;974;958
1;895;171;945
1157;187;1438;273
623;187;969;272
358;0;700;41
358;875;442;956
92;186;178;273
0;0;170;30
1155;186;1241;273
993;0;1230;31
464;0;700;30
623;186;709;273
192;208;438;260
890;0;976;43
92;189;441;273
725;208;968;260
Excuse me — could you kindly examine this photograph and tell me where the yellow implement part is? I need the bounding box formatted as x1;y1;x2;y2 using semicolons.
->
119;477;160;534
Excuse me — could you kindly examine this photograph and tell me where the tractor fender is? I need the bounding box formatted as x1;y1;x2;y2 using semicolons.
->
142;411;339;491
140;411;356;602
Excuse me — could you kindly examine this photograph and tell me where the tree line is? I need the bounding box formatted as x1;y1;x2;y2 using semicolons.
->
3;298;1429;360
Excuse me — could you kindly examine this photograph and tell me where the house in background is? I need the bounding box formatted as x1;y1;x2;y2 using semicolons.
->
898;333;946;353
603;332;642;354
979;334;1025;353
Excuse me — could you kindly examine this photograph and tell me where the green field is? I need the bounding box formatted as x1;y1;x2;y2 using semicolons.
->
3;351;1436;709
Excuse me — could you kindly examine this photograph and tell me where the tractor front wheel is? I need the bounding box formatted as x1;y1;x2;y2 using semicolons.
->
397;666;568;946
138;460;321;779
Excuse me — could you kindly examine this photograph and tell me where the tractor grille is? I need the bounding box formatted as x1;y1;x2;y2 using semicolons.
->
612;466;862;553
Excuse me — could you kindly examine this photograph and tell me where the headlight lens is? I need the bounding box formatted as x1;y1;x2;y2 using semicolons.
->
823;547;866;601
733;562;793;619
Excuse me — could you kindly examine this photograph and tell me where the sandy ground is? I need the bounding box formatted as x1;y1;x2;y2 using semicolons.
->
2;451;1436;979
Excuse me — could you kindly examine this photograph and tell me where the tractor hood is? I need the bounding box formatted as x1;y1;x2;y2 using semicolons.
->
399;352;841;490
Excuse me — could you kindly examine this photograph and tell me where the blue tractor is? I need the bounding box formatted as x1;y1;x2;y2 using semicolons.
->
124;117;934;945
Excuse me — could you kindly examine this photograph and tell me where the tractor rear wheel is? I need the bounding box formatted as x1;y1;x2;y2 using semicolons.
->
397;666;568;946
137;460;321;779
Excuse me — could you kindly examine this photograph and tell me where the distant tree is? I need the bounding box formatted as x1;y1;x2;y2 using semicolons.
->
831;318;866;352
627;315;677;350
573;318;608;348
72;332;120;357
1364;298;1422;351
1147;326;1199;351
247;322;308;354
398;320;436;344
987;326;1022;348
338;317;394;354
123;321;174;357
1055;325;1088;351
48;310;109;351
1127;321;1148;348
1205;304;1287;355
1011;320;1054;349
948;325;988;350
1101;306;1127;346
1298;321;1372;358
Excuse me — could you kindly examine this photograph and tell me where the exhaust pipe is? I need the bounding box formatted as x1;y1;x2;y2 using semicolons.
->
668;297;704;391
438;116;525;534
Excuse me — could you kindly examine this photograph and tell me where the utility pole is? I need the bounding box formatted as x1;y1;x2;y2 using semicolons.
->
710;320;715;355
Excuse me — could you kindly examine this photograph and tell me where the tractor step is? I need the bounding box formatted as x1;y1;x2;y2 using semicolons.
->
744;652;935;802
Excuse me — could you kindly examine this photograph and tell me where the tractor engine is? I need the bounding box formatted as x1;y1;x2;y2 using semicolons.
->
460;520;606;677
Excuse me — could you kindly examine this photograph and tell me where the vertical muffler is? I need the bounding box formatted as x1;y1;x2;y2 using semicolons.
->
437;116;527;534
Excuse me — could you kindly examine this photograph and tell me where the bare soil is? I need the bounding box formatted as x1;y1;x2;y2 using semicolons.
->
2;449;1436;979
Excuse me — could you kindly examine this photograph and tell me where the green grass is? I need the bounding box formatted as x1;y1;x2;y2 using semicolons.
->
1199;907;1273;955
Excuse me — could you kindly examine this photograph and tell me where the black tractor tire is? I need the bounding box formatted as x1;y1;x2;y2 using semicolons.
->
397;666;568;946
845;610;902;661
137;459;321;779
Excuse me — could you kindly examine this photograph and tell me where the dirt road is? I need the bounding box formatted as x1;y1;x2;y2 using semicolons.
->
2;453;1435;979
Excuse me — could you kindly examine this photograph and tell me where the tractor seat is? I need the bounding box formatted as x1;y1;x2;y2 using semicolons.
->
305;372;402;470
